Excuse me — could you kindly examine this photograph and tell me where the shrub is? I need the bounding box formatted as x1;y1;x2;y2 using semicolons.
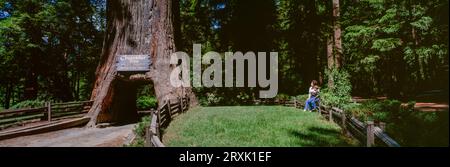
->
126;138;145;147
275;93;290;101
343;99;448;146
10;100;45;109
372;111;389;121
200;93;223;106
343;99;404;121
134;116;151;137
386;104;448;146
198;96;208;106
342;102;370;120
127;116;152;147
321;68;352;108
136;96;158;110
236;92;251;102
294;94;309;104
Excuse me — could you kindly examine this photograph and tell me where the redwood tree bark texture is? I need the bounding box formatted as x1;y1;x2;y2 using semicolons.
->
332;0;342;68
327;0;343;88
85;0;197;127
327;35;334;88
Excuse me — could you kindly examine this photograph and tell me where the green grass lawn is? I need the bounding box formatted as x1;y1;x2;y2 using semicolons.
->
163;106;359;147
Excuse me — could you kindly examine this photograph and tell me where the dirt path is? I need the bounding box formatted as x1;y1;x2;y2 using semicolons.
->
0;124;136;147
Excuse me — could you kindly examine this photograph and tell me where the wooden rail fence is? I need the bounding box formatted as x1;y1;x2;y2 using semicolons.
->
254;98;400;147
0;101;93;130
145;96;190;147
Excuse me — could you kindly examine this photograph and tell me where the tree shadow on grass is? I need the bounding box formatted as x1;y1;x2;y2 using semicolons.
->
288;127;354;147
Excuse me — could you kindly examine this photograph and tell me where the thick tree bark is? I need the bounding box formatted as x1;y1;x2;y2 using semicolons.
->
4;83;12;109
332;0;342;68
85;0;197;127
327;0;342;88
24;71;38;100
327;35;334;88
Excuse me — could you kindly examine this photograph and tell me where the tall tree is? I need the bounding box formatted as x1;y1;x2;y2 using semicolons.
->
85;0;197;127
332;0;342;68
327;0;343;88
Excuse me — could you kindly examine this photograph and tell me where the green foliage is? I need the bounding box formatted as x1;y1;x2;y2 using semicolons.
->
134;116;151;137
371;38;402;52
0;0;104;106
236;92;251;102
321;69;352;108
10;100;45;109
343;99;403;121
411;16;433;31
127;116;151;147
137;85;155;97
344;100;449;146
199;93;224;106
342;102;368;119
295;94;309;104
343;0;448;96
136;96;157;110
274;93;290;101
125;138;145;147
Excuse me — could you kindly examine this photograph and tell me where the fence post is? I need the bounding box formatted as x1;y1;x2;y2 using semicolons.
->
366;121;374;147
318;105;321;115
293;97;297;108
180;96;184;112
329;109;333;122
47;102;52;122
157;104;162;132
167;99;172;119
341;110;346;131
185;96;188;107
145;125;151;147
156;110;161;138
379;122;386;131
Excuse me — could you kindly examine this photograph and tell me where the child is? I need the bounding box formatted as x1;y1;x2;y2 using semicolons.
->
304;80;320;112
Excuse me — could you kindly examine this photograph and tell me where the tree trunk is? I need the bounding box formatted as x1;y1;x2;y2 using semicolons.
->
327;0;342;88
327;35;334;88
332;0;342;68
24;71;38;100
85;0;197;127
4;83;12;109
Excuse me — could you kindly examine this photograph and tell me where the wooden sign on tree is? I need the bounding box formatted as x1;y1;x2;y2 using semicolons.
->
116;55;151;72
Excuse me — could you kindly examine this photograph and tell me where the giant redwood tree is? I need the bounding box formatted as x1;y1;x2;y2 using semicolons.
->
85;0;197;127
